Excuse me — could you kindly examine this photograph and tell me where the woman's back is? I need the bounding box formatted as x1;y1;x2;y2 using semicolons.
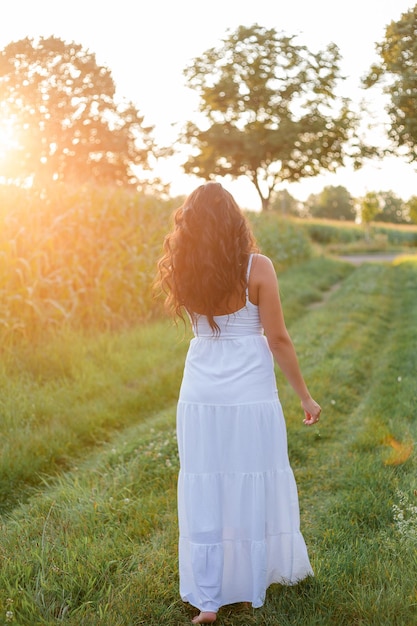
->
180;256;276;406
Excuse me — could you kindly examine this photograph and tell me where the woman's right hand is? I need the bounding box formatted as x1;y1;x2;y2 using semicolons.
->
301;398;321;426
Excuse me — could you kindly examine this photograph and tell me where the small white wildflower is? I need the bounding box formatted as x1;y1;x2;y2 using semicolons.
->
397;376;402;382
5;610;14;622
165;459;172;468
392;490;417;541
330;400;336;405
124;498;130;504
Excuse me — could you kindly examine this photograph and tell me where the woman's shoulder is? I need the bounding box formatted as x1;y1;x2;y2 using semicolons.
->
248;254;277;304
251;253;275;274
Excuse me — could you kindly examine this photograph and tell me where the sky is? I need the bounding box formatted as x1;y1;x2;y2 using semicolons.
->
2;0;417;209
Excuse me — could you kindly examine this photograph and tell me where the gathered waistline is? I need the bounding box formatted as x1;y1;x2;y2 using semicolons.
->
177;398;280;407
192;333;264;340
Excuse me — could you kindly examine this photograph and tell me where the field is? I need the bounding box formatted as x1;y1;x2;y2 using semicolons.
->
0;189;416;625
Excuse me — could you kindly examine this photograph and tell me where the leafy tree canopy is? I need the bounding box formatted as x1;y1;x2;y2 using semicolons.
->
363;6;417;163
306;185;356;220
181;24;361;210
269;189;300;216
360;191;382;226
374;190;408;224
0;36;157;188
406;196;417;224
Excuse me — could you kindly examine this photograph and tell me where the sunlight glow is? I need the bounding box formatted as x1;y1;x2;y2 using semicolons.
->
0;117;18;160
0;108;22;185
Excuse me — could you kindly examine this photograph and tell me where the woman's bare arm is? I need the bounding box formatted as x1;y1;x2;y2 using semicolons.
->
251;254;321;425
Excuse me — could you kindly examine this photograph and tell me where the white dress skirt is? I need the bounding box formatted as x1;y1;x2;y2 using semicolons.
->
176;255;313;613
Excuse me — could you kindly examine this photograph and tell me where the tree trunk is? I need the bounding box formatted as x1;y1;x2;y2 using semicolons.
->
261;195;270;211
253;178;271;211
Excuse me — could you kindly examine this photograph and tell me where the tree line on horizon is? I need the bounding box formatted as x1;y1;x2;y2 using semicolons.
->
1;5;417;218
271;185;417;225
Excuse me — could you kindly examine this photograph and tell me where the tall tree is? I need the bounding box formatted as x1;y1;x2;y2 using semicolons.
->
269;189;300;216
306;185;356;220
360;191;381;240
0;36;156;187
374;191;408;224
363;6;417;164
181;24;360;210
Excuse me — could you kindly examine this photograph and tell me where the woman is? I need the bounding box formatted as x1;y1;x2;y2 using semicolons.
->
156;182;321;624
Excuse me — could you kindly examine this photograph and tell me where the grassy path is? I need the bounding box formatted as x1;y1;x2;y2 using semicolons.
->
0;257;416;625
277;261;417;625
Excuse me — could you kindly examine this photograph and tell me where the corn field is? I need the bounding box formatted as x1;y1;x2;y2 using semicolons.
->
0;185;179;341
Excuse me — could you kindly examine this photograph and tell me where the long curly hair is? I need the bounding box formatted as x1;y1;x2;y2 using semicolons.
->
155;182;258;332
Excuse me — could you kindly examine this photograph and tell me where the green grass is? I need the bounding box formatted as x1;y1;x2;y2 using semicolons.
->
0;321;188;513
277;255;354;320
1;257;417;625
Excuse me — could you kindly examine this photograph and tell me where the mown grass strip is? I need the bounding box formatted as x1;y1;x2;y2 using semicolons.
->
277;261;417;626
277;255;354;322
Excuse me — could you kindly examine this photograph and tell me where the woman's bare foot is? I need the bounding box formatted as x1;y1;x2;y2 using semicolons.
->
191;611;217;624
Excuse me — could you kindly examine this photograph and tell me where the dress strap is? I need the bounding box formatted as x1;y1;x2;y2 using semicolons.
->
245;254;254;297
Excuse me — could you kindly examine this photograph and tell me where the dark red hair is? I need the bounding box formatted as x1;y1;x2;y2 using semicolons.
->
156;182;258;331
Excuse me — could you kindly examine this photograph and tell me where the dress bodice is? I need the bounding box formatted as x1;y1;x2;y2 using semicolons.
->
191;300;263;338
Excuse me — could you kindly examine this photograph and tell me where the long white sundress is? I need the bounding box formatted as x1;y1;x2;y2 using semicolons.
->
176;254;313;613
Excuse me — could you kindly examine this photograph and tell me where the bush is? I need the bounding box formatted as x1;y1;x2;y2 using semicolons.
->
248;212;312;271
